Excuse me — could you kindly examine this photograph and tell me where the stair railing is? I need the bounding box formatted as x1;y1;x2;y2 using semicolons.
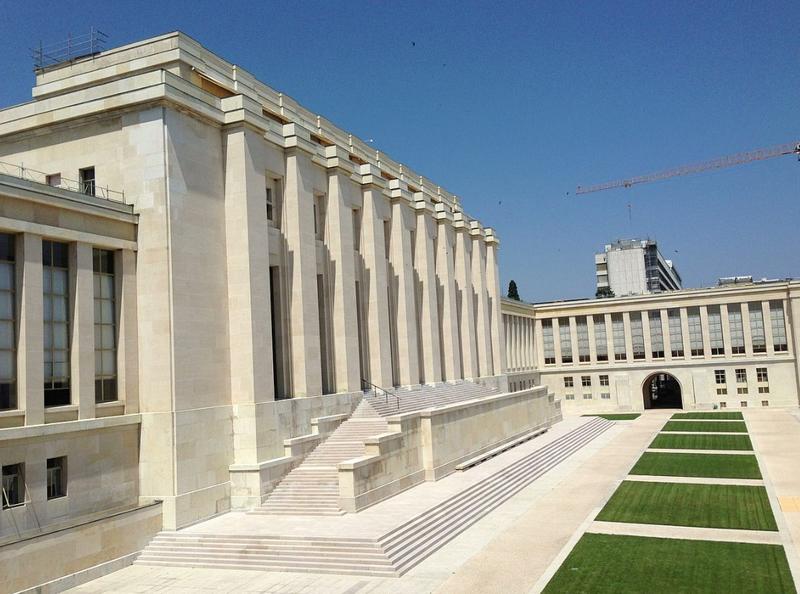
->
361;378;400;410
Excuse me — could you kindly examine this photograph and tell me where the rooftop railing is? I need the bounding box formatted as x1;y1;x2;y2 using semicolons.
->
0;161;125;204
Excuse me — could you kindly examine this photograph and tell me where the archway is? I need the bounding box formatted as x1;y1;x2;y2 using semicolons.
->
642;373;683;409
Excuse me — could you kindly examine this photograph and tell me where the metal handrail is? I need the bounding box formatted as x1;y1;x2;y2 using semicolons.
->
361;378;400;410
0;161;126;203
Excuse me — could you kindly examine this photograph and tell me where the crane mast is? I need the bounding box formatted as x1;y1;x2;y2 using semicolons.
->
576;141;800;195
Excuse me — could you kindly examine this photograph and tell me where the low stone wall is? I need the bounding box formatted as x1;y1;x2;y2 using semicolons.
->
0;502;162;594
338;386;560;512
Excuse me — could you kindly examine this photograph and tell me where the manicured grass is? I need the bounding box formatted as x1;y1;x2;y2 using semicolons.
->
542;533;796;594
596;481;777;530
650;433;753;451
663;420;748;433
583;413;641;421
672;411;744;420
630;452;762;479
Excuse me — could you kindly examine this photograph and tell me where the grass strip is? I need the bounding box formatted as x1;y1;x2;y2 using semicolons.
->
542;533;796;594
672;411;744;420
596;480;777;530
583;413;641;421
629;452;762;479
663;420;748;433
650;433;753;450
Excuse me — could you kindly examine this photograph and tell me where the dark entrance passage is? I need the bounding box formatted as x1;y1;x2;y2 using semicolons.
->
643;373;682;409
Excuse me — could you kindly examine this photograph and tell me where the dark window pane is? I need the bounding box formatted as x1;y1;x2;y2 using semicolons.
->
44;386;70;407
0;234;15;262
0;383;15;410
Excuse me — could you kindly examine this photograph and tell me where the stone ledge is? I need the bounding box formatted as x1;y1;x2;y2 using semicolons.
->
0;413;141;442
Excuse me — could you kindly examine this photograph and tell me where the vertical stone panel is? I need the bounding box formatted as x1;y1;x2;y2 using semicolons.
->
454;215;478;378
414;205;442;384
18;233;43;425
470;225;492;377
435;210;461;381
71;242;95;419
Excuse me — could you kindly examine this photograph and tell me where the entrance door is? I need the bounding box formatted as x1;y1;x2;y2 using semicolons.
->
643;373;682;409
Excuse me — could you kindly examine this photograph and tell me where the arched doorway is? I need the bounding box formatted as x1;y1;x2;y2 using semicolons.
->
642;373;683;409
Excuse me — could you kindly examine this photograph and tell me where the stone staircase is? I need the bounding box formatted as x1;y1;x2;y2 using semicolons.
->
135;417;612;576
248;400;388;516
365;381;499;416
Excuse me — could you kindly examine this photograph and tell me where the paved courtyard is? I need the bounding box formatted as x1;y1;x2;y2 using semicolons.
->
68;409;800;593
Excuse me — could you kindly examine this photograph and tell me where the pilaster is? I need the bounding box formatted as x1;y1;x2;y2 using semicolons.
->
414;198;442;384
71;242;95;420
18;233;43;425
470;223;492;377
115;249;139;413
435;206;461;381
454;213;478;378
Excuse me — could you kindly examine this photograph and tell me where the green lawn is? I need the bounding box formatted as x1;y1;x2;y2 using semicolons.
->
629;452;762;479
672;411;744;420
650;433;753;451
663;420;748;433
542;533;796;594
596;481;777;530
583;413;641;421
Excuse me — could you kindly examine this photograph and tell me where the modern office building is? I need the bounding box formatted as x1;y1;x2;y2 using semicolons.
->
595;238;682;297
503;279;800;413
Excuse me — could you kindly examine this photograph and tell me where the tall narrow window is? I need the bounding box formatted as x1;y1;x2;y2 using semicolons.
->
748;303;766;353
352;209;362;251
630;313;645;360
668;309;684;357
94;249;117;403
314;194;326;241
1;463;24;508
648;311;664;358
593;315;608;361
265;186;274;222
43;241;70;407
770;301;788;352
611;314;626;361
576;316;590;362
0;234;16;410
542;320;555;365
558;318;572;364
79;167;95;196
687;307;704;356
728;305;745;354
707;306;724;355
46;457;67;499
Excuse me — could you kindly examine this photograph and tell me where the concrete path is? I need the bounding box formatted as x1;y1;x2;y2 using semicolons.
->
645;447;754;455
588;520;783;545
625;474;764;486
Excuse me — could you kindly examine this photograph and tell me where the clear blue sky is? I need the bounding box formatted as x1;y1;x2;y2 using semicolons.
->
1;1;798;302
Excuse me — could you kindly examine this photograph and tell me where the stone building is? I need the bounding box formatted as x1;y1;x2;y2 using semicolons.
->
503;280;800;412
595;238;682;297
0;32;548;591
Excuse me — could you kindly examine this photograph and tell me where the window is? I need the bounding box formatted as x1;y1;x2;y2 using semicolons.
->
719;401;727;409
668;309;684;357
735;368;747;383
687;307;704;356
707;306;725;355
265;186;274;222
600;393;611;400
576;317;590;362
46;173;61;187
565;394;575;401
737;387;748;395
313;194;326;240
749;303;766;353
593;315;608;361
352;209;362;251
1;463;24;508
611;314;626;361
756;367;768;383
46;457;67;499
758;386;770;394
558;318;572;364
43;241;70;407
564;376;574;388
93;250;117;403
740;401;748;407
761;400;769;407
770;301;788;352
648;311;664;358
265;178;282;227
583;393;592;400
716;388;727;395
542;320;555;365
581;375;591;387
0;234;16;410
728;305;745;354
79;167;95;196
714;369;726;385
630;313;645;360
599;374;609;386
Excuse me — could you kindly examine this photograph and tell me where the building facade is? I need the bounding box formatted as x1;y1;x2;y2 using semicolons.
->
0;30;510;581
595;239;682;297
503;281;800;413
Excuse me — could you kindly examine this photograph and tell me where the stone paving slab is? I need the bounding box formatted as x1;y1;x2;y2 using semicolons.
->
588;520;783;545
625;474;764;487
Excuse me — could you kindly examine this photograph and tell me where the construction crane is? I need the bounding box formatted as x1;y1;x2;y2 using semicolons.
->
575;141;800;195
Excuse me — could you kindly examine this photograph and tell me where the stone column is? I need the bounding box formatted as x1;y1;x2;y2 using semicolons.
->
679;308;692;357
435;206;461;381
741;303;754;357
325;149;361;393
454;213;478;378
622;312;634;362
720;303;732;357
414;200;442;384
699;306;712;360
568;316;580;366
18;233;43;425
642;310;653;361
485;231;505;375
284;138;322;397
762;301;774;354
71;242;95;419
470;223;492;377
360;169;394;388
587;314;598;362
115;249;139;413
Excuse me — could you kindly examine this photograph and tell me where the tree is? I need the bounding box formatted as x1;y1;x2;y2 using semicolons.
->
596;286;615;299
507;280;521;301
